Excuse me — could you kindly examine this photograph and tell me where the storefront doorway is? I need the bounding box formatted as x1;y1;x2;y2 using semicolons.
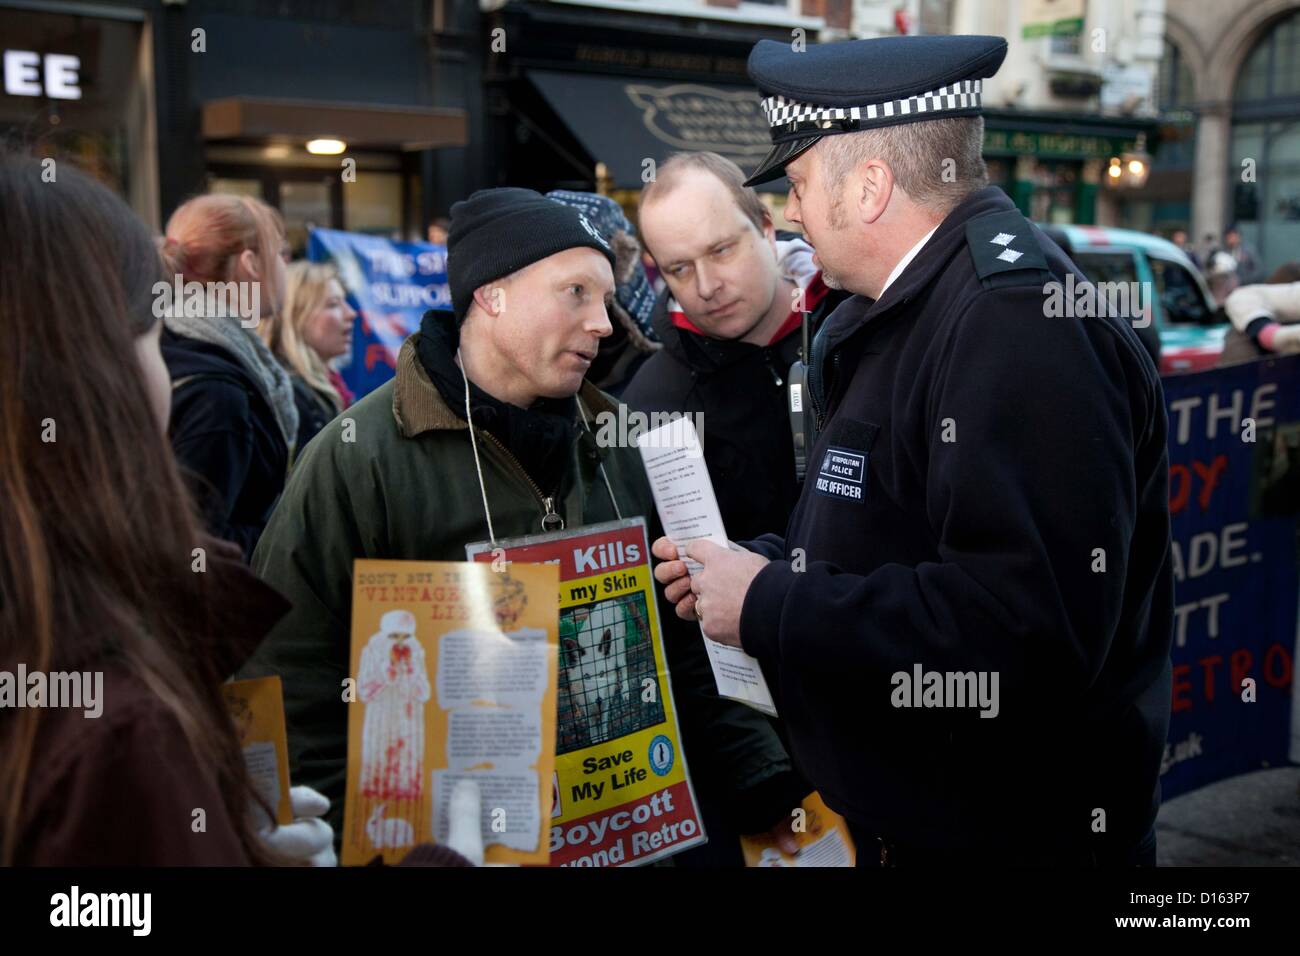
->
1;2;158;225
206;145;410;255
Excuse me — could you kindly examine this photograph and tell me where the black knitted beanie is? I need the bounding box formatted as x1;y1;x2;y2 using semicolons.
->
447;187;616;322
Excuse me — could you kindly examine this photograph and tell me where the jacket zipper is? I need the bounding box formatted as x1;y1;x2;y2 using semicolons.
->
478;428;564;532
830;351;841;417
808;321;829;433
812;350;841;433
764;352;784;386
810;377;825;433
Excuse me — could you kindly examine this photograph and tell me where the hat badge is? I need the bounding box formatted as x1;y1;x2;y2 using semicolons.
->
577;214;610;250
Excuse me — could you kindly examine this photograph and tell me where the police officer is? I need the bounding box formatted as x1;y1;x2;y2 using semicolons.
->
652;35;1174;867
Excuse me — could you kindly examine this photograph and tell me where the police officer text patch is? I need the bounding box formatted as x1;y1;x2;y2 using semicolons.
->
815;446;866;501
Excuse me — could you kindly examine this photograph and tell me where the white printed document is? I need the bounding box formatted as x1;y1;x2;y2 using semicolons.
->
636;417;778;716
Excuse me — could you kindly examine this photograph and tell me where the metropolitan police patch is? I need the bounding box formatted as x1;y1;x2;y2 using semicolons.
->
815;446;866;502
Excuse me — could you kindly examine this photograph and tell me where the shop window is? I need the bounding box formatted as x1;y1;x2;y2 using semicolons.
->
1234;12;1300;103
985;158;1012;197
1155;38;1196;172
1028;161;1080;225
280;180;333;254
1158;38;1196;110
344;172;402;238
1050;31;1083;56
1;9;154;221
406;172;423;243
1230;10;1300;276
210;177;264;199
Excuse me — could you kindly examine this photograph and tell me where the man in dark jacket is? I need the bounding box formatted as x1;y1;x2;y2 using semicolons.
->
654;36;1174;867
624;151;850;542
244;188;806;856
624;153;846;865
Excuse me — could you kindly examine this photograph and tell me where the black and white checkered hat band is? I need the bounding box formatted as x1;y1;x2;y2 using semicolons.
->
761;79;982;136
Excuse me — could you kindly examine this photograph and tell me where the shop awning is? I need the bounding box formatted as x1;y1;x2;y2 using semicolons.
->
202;97;467;151
528;70;777;189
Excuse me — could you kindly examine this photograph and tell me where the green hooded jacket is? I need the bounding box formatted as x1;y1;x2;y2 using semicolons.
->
242;333;800;840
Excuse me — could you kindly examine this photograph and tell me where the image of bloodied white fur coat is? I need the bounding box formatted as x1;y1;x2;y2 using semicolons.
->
358;610;430;802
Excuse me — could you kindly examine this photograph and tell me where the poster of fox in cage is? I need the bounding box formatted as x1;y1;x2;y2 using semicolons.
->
340;560;560;866
469;519;706;866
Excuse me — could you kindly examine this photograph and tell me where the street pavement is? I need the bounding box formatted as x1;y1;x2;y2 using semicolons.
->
1157;766;1300;865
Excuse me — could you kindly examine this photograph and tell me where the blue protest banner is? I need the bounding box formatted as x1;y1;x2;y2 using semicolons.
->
306;229;451;399
1160;356;1300;799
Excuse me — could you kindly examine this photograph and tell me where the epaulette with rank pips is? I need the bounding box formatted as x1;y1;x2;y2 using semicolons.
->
965;210;1051;290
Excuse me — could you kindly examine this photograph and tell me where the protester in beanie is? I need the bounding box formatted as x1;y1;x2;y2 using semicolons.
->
260;261;356;452
0;153;337;865
546;190;660;394
159;194;299;560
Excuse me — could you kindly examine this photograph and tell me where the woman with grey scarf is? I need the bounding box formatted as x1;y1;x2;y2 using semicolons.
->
158;194;299;561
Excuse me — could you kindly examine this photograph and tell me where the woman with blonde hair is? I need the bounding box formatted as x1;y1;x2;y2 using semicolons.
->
159;193;298;560
261;261;356;451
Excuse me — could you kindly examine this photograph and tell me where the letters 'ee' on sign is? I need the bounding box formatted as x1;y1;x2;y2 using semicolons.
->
3;51;81;100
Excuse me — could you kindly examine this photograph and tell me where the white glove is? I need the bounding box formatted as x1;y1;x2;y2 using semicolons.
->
260;785;337;866
1226;282;1300;332
446;779;484;866
1270;323;1300;355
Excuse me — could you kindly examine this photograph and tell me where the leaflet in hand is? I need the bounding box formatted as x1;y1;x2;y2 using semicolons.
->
221;675;293;826
635;416;778;717
740;792;857;867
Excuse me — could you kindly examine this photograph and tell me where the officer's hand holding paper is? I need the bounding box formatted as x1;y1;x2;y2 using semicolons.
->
638;416;778;716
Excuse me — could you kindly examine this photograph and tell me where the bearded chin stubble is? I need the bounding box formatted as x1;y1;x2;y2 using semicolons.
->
818;192;847;290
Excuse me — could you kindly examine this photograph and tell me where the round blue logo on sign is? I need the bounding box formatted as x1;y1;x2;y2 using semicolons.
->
648;735;674;776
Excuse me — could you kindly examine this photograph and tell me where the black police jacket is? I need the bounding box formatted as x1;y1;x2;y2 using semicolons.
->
738;187;1175;859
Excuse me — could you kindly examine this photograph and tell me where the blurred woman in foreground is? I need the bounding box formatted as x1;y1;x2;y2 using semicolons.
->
0;153;332;865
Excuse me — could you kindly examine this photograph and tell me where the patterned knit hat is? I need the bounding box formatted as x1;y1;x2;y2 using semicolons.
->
547;190;657;339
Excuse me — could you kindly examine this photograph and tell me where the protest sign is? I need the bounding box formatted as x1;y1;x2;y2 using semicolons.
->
307;229;449;400
340;560;559;865
469;518;707;866
1160;356;1300;797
